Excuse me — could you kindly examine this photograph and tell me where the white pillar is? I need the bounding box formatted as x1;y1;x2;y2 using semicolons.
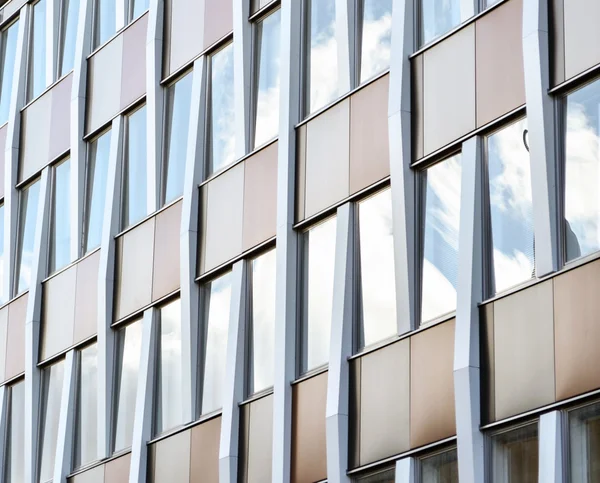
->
395;457;416;483
538;411;564;483
233;0;251;157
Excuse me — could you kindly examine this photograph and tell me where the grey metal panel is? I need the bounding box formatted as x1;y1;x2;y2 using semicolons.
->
104;452;131;483
73;250;100;344
48;73;72;161
19;88;52;182
120;14;148;111
246;395;273;483
5;292;27;380
69;465;105;483
152;200;182;301
0;306;7;381
550;0;565;85
564;0;600;80
152;429;191;483
164;0;204;77
203;0;233;50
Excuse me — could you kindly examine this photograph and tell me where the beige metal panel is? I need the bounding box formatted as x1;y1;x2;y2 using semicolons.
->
551;0;565;86
87;35;123;135
292;372;328;483
410;319;456;448
0;123;7;199
554;259;600;400
242;142;278;251
493;281;555;420
104;453;131;483
475;0;525;127
360;338;410;465
5;292;27;379
423;25;475;155
412;55;424;160
19;88;52;182
246;395;273;483
202;163;244;274
564;0;600;80
295;125;306;223
152;200;182;301
304;99;350;218
190;416;221;483
74;250;100;344
480;303;495;423
350;74;390;194
0;306;7;381
115;218;155;320
48;73;73;161
68;465;105;483
203;0;233;51
120;14;148;111
164;0;204;77
152;429;191;483
41;265;77;361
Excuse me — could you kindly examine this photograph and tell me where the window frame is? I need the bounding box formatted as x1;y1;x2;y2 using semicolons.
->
14;176;41;298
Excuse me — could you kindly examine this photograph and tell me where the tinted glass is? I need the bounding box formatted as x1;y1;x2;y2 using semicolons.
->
155;299;184;434
253;9;281;148
163;72;192;205
29;0;47;101
564;79;600;262
358;188;397;347
355;468;395;482
359;0;392;83
123;105;147;229
0;204;5;304
249;248;276;395
130;0;148;20
487;119;535;293
0;20;19;125
421;155;461;324
491;424;539;483
7;381;25;483
16;180;41;295
201;271;231;414
75;344;98;468
114;320;142;452
420;0;462;46
94;0;116;48
306;0;338;115
58;0;80;76
569;401;600;482
50;159;71;274
300;217;336;373
208;43;235;175
39;360;65;483
84;129;111;253
421;449;459;482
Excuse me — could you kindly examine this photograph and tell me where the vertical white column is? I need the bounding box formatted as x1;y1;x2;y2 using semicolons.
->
272;0;302;480
233;0;251;157
388;0;416;334
96;116;124;459
395;457;416;483
454;136;484;483
219;260;248;483
52;350;77;483
538;411;564;483
325;203;353;483
0;385;7;477
46;0;60;87
336;0;356;93
522;0;559;276
24;167;51;483
129;307;158;483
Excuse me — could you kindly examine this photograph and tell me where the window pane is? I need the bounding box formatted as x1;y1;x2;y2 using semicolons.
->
249;248;276;395
0;204;5;304
488;119;535;293
301;217;336;373
84;129;111;253
569;401;600;482
155;298;184;434
123;105;147;229
420;0;462;46
94;0;116;48
7;381;25;483
29;0;47;101
75;344;98;469
16;179;41;295
253;9;281;148
421;448;459;483
50;158;71;274
58;0;79;76
39;360;65;483
163;72;192;204
354;467;395;482
114;320;142;452
201;271;231;415
130;0;148;21
359;0;392;84
421;155;461;324
491;423;539;483
0;20;20;125
564;79;600;262
306;0;338;115
358;188;397;347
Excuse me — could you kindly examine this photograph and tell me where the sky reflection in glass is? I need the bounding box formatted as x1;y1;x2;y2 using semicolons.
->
420;0;462;46
360;0;392;83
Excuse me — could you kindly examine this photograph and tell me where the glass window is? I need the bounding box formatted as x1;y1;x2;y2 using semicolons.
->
113;319;142;452
358;188;397;348
305;0;338;115
490;423;539;483
421;155;461;324
16;179;41;295
129;0;148;21
38;360;65;483
74;344;98;469
300;216;336;374
420;448;459;482
0;203;5;304
354;467;395;482
49;158;71;274
94;0;116;48
420;0;463;46
564;79;600;263
57;0;79;77
163;72;192;205
568;401;600;482
487;118;534;294
208;43;235;176
248;248;276;395
0;20;20;125
359;0;392;84
155;298;184;435
84;129;111;254
122;104;147;229
253;8;281;148
28;0;47;102
201;271;232;415
6;380;25;483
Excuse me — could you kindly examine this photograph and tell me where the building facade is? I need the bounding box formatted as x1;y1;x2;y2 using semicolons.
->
0;0;597;481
